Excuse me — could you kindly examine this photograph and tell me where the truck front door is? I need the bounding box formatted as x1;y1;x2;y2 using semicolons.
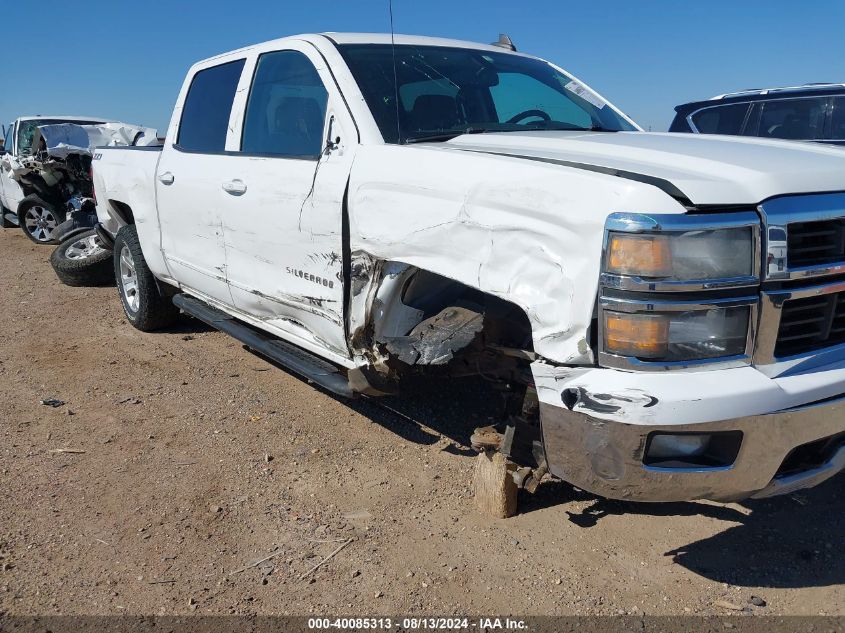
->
216;43;356;359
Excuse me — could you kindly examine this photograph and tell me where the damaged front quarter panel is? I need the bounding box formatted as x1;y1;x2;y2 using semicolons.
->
346;143;687;366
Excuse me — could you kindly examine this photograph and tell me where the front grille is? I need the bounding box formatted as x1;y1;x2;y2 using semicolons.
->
775;291;845;357
788;219;845;268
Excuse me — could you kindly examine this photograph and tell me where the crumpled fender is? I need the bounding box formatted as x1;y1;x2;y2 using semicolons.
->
347;143;687;365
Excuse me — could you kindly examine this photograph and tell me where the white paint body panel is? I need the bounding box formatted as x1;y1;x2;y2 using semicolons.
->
347;142;685;363
446;131;845;206
532;359;845;426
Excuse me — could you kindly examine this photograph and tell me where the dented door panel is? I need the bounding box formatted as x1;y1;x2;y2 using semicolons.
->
220;152;349;355
220;43;355;357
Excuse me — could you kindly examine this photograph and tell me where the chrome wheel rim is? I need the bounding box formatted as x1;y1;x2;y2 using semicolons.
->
119;245;139;313
24;206;58;242
65;234;105;260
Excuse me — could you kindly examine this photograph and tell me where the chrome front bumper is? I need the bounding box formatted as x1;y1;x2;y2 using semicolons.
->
540;397;845;502
532;358;845;502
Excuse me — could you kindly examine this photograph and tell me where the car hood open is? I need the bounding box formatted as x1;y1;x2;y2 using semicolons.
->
443;131;845;207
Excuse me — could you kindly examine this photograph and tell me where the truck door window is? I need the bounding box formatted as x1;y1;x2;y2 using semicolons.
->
3;125;13;153
177;59;246;153
690;103;749;135
830;98;845;140
759;98;825;140
241;50;328;158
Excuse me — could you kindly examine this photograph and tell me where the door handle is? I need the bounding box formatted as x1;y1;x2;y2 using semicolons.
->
222;179;247;195
158;172;175;185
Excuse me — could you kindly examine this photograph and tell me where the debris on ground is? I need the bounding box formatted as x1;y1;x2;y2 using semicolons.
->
298;538;354;580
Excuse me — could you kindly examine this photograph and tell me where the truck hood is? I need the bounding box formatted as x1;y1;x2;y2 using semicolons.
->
443;131;845;206
33;122;160;159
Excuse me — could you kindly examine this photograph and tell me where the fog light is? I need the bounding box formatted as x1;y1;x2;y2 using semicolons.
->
647;434;710;460
644;431;743;468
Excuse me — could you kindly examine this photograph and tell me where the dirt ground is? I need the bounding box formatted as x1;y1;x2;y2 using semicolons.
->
0;227;843;618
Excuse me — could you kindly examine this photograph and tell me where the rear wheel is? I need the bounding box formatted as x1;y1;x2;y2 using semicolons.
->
50;229;113;287
18;196;64;244
113;224;178;331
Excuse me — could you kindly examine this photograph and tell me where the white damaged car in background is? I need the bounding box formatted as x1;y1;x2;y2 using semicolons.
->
0;116;159;285
0;116;158;243
91;33;845;516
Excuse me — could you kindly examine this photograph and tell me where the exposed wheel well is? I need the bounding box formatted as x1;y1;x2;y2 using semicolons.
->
365;265;535;388
107;200;135;225
361;264;543;470
399;268;533;352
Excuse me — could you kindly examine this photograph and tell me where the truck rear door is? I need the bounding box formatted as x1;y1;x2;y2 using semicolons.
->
215;41;357;359
154;57;246;306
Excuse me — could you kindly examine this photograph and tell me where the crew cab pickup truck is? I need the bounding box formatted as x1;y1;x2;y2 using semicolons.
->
92;33;845;504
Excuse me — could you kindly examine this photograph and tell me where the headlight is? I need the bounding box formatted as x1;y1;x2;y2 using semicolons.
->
605;227;754;281
603;305;750;362
599;213;760;369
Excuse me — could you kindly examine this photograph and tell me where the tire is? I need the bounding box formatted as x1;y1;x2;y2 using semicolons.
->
113;224;179;331
18;195;65;244
50;229;114;287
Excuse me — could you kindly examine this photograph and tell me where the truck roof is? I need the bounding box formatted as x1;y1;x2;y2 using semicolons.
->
198;32;526;64
320;32;518;52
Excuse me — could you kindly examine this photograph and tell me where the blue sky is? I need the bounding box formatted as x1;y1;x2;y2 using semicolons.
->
2;1;842;134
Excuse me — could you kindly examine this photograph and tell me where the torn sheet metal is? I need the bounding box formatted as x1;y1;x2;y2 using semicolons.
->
384;305;483;365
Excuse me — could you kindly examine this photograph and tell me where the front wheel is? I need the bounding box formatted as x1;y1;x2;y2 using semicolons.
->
113;225;179;331
18;196;64;244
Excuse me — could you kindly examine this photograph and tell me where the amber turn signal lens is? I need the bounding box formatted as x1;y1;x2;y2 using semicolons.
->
606;234;672;277
604;312;669;358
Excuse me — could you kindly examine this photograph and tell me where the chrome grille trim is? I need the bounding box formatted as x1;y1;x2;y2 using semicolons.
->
756;278;845;367
760;192;845;281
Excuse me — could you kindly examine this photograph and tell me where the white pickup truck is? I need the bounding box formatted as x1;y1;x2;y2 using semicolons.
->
92;33;845;504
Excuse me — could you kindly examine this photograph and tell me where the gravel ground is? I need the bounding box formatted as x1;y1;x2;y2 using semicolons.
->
0;228;843;618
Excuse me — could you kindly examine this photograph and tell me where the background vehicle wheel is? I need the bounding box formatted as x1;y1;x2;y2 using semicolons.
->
50;229;113;287
113;225;178;331
18;195;64;244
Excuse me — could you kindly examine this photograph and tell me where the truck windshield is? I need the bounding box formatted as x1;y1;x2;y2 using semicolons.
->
17;118;103;155
337;44;637;143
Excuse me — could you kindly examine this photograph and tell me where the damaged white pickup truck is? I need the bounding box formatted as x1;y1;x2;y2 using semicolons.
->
92;33;845;506
0;116;158;244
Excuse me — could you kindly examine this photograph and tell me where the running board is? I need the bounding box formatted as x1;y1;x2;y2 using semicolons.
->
4;212;19;226
172;294;354;398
